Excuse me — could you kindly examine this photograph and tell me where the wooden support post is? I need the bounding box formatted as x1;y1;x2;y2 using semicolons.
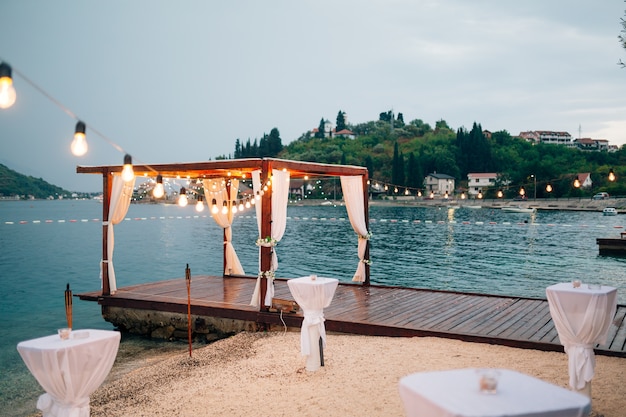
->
101;171;113;296
362;174;370;286
259;160;272;310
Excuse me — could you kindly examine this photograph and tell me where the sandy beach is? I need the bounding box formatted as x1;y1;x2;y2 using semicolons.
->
82;331;625;417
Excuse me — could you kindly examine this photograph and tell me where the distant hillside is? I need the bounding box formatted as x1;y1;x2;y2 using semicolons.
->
0;164;74;199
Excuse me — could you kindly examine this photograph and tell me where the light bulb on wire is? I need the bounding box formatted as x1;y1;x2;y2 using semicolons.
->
121;154;134;182
211;199;219;214
178;187;188;207
195;194;204;212
608;169;616;182
0;62;17;109
153;175;164;198
70;121;88;156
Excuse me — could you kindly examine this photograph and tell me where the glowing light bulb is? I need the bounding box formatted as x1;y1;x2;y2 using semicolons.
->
178;187;188;207
121;154;134;182
608;169;616;182
238;199;244;211
153;175;164;198
211;199;219;214
70;121;88;156
195;197;204;212
221;201;228;214
0;63;17;109
245;198;251;209
573;178;580;188
231;200;237;214
546;184;553;193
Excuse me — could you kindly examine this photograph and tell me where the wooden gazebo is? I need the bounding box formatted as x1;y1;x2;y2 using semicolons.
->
77;157;370;310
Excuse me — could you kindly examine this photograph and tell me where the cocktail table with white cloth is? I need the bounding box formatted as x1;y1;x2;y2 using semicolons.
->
546;282;617;395
398;368;591;417
287;276;339;371
17;329;121;417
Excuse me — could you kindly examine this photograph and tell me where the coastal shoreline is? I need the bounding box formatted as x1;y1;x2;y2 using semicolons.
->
294;196;625;213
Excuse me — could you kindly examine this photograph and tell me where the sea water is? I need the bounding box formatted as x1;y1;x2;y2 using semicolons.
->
1;199;625;416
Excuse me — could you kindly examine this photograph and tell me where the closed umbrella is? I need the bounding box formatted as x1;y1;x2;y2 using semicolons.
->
65;283;72;329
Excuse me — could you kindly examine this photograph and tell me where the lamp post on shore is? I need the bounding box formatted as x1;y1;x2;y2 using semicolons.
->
530;174;537;200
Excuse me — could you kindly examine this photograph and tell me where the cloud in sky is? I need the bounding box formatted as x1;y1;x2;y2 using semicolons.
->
1;0;625;191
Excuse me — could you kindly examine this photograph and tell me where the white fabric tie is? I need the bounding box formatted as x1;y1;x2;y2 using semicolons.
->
300;309;326;356
37;393;90;417
564;343;595;390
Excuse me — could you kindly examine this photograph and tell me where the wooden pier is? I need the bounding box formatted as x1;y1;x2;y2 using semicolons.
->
78;276;626;358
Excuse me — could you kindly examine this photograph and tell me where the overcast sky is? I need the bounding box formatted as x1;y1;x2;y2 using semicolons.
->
1;1;625;192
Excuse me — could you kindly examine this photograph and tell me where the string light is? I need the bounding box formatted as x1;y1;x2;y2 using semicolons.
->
608;169;616;182
238;199;244;211
70;121;88;156
221;201;228;214
0;62;17;109
231;200;237;214
573;178;581;188
153;175;164;198
195;194;204;212
497;189;503;198
121;154;134;182
178;187;188;207
211;198;219;214
546;183;553;193
519;186;526;196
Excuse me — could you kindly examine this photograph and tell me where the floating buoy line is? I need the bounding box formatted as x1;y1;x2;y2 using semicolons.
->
3;215;624;229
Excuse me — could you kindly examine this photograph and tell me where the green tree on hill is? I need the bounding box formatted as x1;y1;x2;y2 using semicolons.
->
336;111;346;132
315;118;326;139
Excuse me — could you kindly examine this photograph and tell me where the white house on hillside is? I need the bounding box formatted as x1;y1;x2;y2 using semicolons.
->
467;173;499;196
424;173;455;196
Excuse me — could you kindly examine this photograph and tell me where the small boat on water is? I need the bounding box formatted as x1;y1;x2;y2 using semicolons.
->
603;207;618;216
501;205;536;214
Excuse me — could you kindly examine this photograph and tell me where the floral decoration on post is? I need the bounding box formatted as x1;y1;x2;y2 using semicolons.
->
361;259;372;265
255;236;277;247
258;270;275;280
359;232;372;240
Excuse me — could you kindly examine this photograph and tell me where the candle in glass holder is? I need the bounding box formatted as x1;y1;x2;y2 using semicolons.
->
478;369;499;394
572;280;581;288
58;328;71;340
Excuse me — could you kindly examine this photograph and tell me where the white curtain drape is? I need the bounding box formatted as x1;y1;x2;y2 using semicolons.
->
250;168;290;307
101;175;135;294
340;176;370;282
203;178;244;275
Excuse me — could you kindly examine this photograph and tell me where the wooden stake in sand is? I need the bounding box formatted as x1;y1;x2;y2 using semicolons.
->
186;264;192;357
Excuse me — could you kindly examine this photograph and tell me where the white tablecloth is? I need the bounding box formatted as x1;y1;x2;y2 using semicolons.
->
399;368;590;417
546;282;617;390
17;329;121;417
287;276;338;371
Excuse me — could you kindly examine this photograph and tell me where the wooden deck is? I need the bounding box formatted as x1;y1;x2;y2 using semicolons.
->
78;276;626;358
